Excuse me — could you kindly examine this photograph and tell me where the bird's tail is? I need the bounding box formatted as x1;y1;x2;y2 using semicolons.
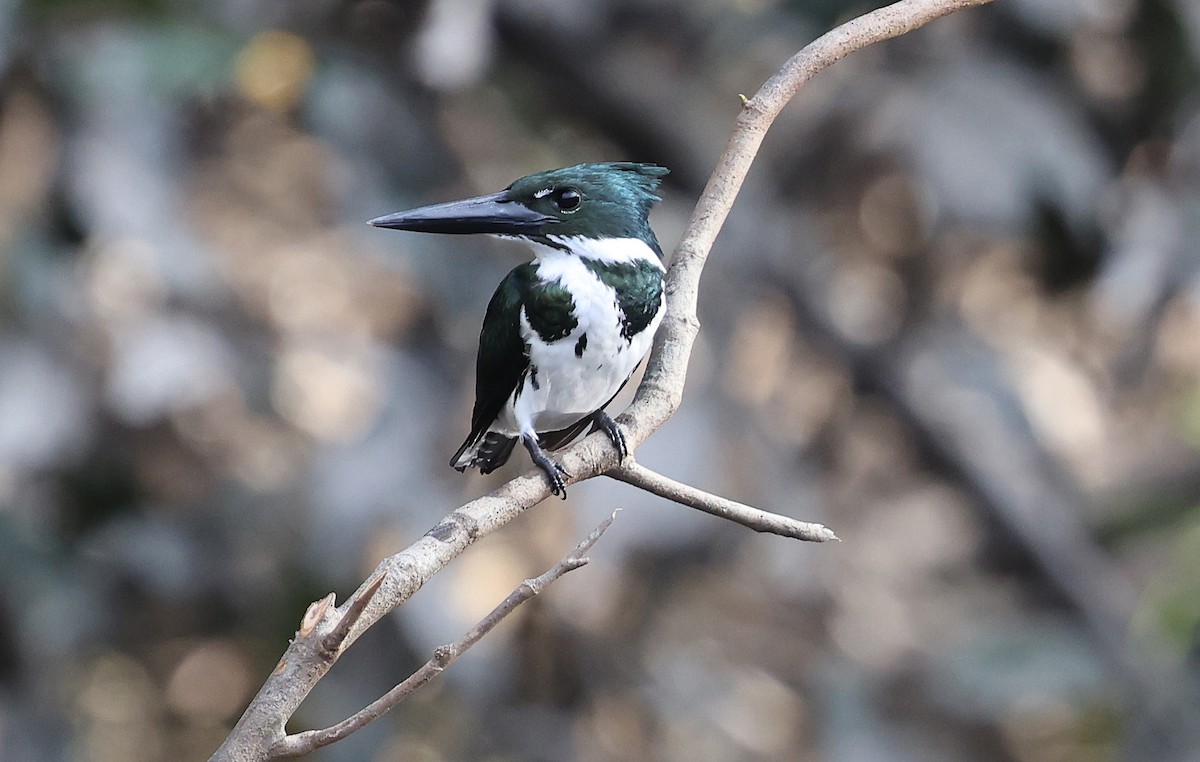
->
451;417;599;475
451;432;518;475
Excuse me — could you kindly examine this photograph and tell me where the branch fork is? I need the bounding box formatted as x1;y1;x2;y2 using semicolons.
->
268;512;617;758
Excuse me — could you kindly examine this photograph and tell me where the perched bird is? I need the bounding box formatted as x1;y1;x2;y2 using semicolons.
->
370;162;670;498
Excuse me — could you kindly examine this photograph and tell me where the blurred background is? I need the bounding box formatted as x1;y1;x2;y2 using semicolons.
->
2;0;1200;760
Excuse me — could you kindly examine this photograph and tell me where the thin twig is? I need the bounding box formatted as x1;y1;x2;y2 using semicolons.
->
609;459;838;542
270;511;620;758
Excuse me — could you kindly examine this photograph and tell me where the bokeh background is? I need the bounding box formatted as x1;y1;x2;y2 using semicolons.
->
2;0;1200;759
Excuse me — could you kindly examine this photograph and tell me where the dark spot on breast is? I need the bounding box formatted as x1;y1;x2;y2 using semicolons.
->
530;365;540;390
574;333;588;358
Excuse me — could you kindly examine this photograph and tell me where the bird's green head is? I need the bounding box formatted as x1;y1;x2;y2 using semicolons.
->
370;162;670;253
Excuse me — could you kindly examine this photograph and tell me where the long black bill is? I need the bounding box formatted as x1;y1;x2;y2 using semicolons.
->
368;191;557;235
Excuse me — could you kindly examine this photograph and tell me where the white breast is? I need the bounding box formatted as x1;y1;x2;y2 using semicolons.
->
498;241;664;437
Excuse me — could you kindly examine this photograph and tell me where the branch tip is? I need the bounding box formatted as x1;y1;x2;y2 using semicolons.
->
300;593;336;637
609;461;837;543
578;509;619;551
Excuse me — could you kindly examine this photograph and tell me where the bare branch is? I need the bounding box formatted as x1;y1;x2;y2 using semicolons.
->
213;3;996;759
270;512;619;758
609;459;838;542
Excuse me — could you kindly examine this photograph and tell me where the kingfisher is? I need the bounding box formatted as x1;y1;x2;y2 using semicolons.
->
369;162;670;498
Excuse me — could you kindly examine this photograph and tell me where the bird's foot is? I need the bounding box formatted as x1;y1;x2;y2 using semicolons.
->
522;433;571;499
591;411;628;462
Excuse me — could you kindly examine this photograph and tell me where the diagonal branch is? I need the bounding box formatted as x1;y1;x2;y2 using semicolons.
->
608;458;838;542
213;2;996;759
612;0;997;447
269;511;618;758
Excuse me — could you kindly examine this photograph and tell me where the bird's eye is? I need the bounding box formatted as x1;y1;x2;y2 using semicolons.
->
554;187;582;212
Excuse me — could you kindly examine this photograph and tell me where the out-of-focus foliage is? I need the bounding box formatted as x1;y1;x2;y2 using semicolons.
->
1;0;1199;760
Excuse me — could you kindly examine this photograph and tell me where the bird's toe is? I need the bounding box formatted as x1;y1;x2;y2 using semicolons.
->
592;411;628;461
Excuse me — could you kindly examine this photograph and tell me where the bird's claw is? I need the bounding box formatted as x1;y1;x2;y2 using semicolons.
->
592;411;628;462
546;462;570;499
539;457;571;499
523;434;571;499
